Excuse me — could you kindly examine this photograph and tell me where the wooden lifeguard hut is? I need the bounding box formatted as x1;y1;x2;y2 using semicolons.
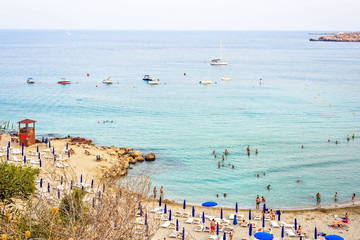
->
17;119;36;147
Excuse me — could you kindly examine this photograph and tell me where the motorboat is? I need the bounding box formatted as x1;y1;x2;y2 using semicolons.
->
199;80;212;84
210;40;228;65
143;75;155;81
148;79;159;85
57;78;71;84
27;78;35;83
222;76;231;81
102;76;113;84
259;78;264;84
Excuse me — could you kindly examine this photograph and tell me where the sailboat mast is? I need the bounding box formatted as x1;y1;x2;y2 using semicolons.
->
220;40;222;61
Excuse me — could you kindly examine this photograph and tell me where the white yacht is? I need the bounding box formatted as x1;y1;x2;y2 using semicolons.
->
102;76;113;84
199;80;212;84
259;78;264;84
221;76;231;81
27;78;35;83
210;41;228;65
148;80;159;85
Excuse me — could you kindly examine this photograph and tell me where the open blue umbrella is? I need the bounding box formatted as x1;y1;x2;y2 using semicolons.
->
236;202;238;213
262;215;265;229
24;155;26;164
91;179;94;188
159;196;162;206
169;210;172;221
315;227;317;239
220;208;223;219
233;215;237;225
281;226;284;239
164;203;167;214
217;222;219;235
294;218;297;230
202;212;205;223
223;232;226;240
278;210;281;221
325;235;344;240
254;232;274;240
176;219;179;231
249;209;252;220
202;201;218;207
249;223;252;237
192;206;195;217
40;178;43;188
183;200;186;209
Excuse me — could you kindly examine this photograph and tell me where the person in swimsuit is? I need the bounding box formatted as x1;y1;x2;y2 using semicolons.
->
160;186;164;197
225;149;229;155
210;219;216;235
297;225;303;235
153;187;157;199
335;192;338;201
256;195;261;209
247;145;250;151
262;196;266;204
255;149;258;154
316;192;321;202
352;193;356;205
267;185;270;190
229;231;233;240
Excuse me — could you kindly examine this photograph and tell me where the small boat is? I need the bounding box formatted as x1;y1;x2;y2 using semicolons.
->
143;75;155;81
57;78;71;84
199;80;212;85
102;76;113;84
27;78;35;83
66;29;72;36
259;78;264;84
148;79;159;85
210;40;228;65
222;76;231;81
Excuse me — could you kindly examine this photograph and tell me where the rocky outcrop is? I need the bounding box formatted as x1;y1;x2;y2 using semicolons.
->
145;153;156;161
310;32;360;42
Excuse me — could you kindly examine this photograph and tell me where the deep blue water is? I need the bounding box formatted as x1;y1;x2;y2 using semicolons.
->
1;30;359;208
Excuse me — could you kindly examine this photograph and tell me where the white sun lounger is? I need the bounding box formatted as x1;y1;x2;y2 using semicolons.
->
270;221;280;228
182;212;191;218
174;211;182;217
161;221;171;228
168;222;176;229
185;217;194;224
264;214;271;221
254;214;262;220
194;225;203;232
11;149;21;155
169;230;178;238
281;221;295;228
203;226;210;232
160;214;168;221
286;229;297;237
193;218;201;224
206;215;215;221
208;235;218;240
12;156;21;162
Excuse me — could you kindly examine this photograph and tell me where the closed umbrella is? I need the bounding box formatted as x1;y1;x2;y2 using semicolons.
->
325;235;344;240
66;143;68;150
216;222;219;235
42;137;44;143
169;210;172;221
278;210;281;221
24;155;26;164
54;156;56;162
176;219;179;231
192;206;195;217
61;176;63;185
249;209;252;220
70;180;73;189
53;147;55;155
58;190;60;199
159;196;162;206
47;183;50;193
49;141;51;148
164;204;167;214
103;184;105;192
91;179;94;188
183;200;186;210
202;212;205;223
223;231;226;240
300;236;302;240
40;178;43;188
145;213;147;225
82;185;84;191
39;159;42;167
281;226;284;239
6;147;9;160
233;215;237;225
236;202;238;213
38;152;40;159
92;197;95;208
68;151;70;158
182;227;185;240
294;218;297;231
254;232;274;240
22;143;24;156
315;227;317;239
140;205;143;216
80;174;83;183
8;141;10;148
263;203;266;213
37;145;39;152
221;208;223;219
262;215;265;229
249;223;252;237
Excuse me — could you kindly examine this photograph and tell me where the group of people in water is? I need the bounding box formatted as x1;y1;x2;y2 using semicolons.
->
316;192;355;204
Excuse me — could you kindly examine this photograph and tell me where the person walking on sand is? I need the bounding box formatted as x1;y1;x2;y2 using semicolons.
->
335;192;338;201
160;186;164;197
210;219;216;235
316;192;321;202
153;187;157;199
262;196;266;204
256;195;261;209
352;193;356;205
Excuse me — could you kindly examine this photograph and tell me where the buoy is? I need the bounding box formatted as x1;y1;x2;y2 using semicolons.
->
158;79;159;81
87;73;90;76
353;112;355;114
215;82;217;84
184;73;186;76
329;104;331;106
76;82;78;84
314;97;316;99
96;85;98;87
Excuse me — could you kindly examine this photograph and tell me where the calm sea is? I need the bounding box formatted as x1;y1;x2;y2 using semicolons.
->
1;30;359;208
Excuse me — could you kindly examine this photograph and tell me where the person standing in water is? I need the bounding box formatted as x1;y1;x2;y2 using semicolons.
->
352;193;356;205
256;195;261;209
160;186;164;197
153;187;157;199
335;192;338;201
316;192;321;202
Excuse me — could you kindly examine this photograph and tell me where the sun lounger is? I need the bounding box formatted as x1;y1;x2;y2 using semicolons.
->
194;225;203;232
185;217;194;224
11;148;21;155
203;226;210;232
150;207;162;213
248;222;256;228
161;221;171;228
182;212;191;218
222;219;230;226
177;231;188;239
254;214;262;220
240;237;249;240
223;227;234;233
208;235;218;240
154;213;163;220
285;229;297;237
240;221;248;227
281;221;294;228
135;217;144;225
270;221;280;228
174;211;182;217
12;156;21;162
193;218;201;224
206;215;215;221
168;222;176;229
43;148;51;152
169;230;178;238
160;214;168;221
28;151;37;156
264;214;271;221
228;214;235;220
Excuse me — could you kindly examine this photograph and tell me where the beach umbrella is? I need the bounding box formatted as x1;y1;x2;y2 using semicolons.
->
39;159;42;167
182;227;185;240
263;203;266;213
91;179;94;188
92;197;95;208
183;200;186;210
294;218;297;230
249;223;252;237
40;178;43;188
61;176;63;185
202;212;205;223
47;183;50;193
217;222;219;235
169;210;172;221
220;208;223;219
66;143;68;150
164;203;167;214
70;180;73;189
254;232;274;240
281;226;284;239
68;151;70;158
8;141;10;148
37;145;39;152
7;147;9;160
159;196;162;206
223;231;226;240
49;141;51;148
249;209;252;220
54;156;56;162
315;227;317;239
325;235;344;240
120;190;122;197
236;202;238;213
58;190;60;199
52;147;55;155
140;205;143;216
98;191;101;199
82;185;84;191
176;219;179;231
145;213;148;226
233;215;237;225
38;152;40;159
103;184;105;193
202;201;218;207
42;136;44;143
80;174;83;183
24;155;26;164
300;237;302;240
192;206;195;217
278;210;281;221
262;214;265;229
22;143;24;156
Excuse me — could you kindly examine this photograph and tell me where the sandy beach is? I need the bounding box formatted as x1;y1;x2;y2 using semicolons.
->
0;134;359;239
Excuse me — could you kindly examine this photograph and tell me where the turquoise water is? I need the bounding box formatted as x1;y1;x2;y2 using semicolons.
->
1;30;359;208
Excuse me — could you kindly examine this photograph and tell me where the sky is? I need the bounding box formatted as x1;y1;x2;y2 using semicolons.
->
0;0;359;30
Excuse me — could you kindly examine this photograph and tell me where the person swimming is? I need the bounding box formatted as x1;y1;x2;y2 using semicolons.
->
297;180;300;183
255;149;258;154
222;156;225;160
232;165;234;169
352;134;355;139
225;149;229;155
301;145;304;148
336;141;338;144
267;185;270;190
213;150;216;155
347;135;350;141
224;193;227;198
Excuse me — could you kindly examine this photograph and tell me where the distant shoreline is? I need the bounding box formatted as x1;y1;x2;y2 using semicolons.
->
310;32;360;42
